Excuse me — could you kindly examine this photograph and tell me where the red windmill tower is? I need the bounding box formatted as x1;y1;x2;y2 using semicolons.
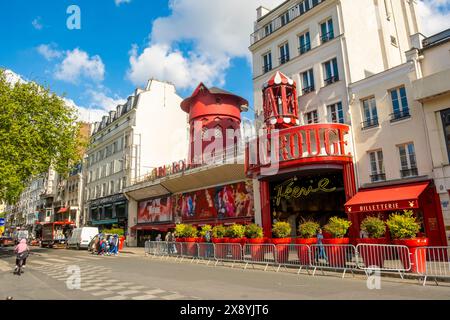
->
262;71;299;130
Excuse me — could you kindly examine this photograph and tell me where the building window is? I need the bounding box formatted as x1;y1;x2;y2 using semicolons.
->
320;18;334;43
122;177;126;190
323;58;339;85
102;183;106;197
398;143;418;178
369;150;385;182
361;97;379;129
389;86;410;121
301;69;315;95
305;110;319;124
440;108;450;162
298;31;311;55
391;36;397;47
264;23;273;37
327;102;344;124
280;11;290;26
110;181;114;195
262;52;272;74
279;42;290;65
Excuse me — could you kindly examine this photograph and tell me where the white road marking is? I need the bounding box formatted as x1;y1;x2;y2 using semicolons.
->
91;290;115;296
132;294;157;300
144;289;166;295
118;290;140;296
161;293;185;300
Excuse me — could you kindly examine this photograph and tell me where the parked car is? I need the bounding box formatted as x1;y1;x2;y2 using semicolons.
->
67;227;99;250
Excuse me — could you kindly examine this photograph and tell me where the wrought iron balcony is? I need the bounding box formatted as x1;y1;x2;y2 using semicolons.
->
321;31;335;43
390;109;411;122
324;76;339;86
279;54;290;65
299;43;311;55
370;173;386;183
361;118;379;130
302;86;315;95
262;64;272;74
401;167;418;178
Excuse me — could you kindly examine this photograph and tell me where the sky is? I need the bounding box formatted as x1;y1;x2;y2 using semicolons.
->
0;0;449;123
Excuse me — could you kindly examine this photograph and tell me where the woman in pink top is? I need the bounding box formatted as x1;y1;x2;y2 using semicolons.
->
14;239;29;274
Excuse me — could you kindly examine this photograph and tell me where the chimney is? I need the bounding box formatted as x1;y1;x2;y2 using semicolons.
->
410;33;425;50
256;6;270;20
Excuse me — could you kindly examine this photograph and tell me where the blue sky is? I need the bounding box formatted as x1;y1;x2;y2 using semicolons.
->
0;0;449;123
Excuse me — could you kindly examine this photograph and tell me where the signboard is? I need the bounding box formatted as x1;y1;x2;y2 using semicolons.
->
173;181;254;221
138;196;172;223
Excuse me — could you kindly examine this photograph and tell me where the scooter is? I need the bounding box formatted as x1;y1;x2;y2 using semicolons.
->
14;251;29;276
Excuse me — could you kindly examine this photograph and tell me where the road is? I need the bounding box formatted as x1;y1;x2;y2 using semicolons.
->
0;246;449;300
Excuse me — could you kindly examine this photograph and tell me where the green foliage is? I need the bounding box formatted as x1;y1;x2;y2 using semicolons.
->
386;210;420;239
0;69;86;204
175;224;198;238
226;224;246;238
101;228;124;236
272;221;291;238
361;216;386;239
324;216;352;238
244;224;264;239
298;220;320;239
211;225;226;238
199;225;212;237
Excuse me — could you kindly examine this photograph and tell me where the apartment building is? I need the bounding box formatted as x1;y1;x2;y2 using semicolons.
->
250;0;420;128
83;79;188;232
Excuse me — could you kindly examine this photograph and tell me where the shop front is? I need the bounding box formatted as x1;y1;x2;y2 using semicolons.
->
88;194;128;232
246;123;356;238
345;180;448;246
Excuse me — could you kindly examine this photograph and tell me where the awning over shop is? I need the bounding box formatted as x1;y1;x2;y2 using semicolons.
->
344;181;430;214
57;207;68;213
131;223;175;232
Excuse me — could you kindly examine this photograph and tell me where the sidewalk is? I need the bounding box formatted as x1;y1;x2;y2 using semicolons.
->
120;246;145;256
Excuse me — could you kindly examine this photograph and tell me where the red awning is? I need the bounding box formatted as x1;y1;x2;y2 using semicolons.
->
57;207;68;213
344;182;429;214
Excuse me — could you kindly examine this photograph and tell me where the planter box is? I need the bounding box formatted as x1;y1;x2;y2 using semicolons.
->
247;238;265;261
393;238;429;273
322;238;350;268
295;238;316;265
271;238;292;264
356;238;389;268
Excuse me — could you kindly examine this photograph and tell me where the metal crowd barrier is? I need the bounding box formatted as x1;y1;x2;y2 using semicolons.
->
214;243;243;267
355;244;411;278
415;246;450;286
271;244;312;274
196;243;216;265
242;244;277;271
309;244;358;278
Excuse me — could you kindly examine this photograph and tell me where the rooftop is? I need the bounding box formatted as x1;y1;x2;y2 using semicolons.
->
423;28;450;49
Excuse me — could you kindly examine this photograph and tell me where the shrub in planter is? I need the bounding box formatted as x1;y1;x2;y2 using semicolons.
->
323;217;352;267
211;225;227;258
225;224;246;259
271;221;292;263
296;220;319;265
358;216;388;268
175;224;198;256
174;224;186;242
245;224;265;260
198;225;212;243
386;210;428;273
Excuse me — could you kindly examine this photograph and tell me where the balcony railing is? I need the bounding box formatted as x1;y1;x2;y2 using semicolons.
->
299;43;311;55
302;86;315;95
361;118;379;130
321;31;335;43
262;64;272;74
390;109;411;122
401;167;418;178
370;173;386;183
250;0;326;45
279;54;290;65
324;75;339;86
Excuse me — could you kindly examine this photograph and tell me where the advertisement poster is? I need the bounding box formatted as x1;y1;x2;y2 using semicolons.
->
173;181;254;221
138;196;172;223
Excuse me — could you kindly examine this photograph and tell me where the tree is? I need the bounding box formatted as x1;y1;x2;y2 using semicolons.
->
0;69;86;204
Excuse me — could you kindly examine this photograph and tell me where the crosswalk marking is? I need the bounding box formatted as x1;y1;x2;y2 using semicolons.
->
45;258;73;264
145;289;166;295
28;260;52;265
161;293;185;300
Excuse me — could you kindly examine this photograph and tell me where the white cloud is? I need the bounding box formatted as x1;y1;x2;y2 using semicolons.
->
418;0;450;36
3;69;27;85
54;48;105;83
86;88;127;111
127;0;283;90
37;44;63;61
115;0;131;6
32;17;43;30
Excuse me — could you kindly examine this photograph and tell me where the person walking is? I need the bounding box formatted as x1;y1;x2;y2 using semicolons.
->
316;228;328;263
110;235;119;256
205;230;213;258
14;239;29;275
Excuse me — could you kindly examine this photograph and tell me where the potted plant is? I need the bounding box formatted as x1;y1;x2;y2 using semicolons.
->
245;224;265;260
226;224;246;259
271;221;292;263
211;225;227;258
198;225;212;257
357;216;388;268
296;220;319;265
386;210;428;273
323;217;352;267
175;224;198;256
174;224;186;243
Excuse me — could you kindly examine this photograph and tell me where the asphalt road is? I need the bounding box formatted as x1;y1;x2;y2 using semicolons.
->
0;246;449;300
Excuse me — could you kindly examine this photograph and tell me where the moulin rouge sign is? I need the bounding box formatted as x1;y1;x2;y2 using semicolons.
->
246;123;353;173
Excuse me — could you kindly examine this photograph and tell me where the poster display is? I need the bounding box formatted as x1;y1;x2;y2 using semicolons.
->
173;181;254;221
138;196;172;223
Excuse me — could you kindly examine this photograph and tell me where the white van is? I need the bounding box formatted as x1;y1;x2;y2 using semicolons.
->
67;227;99;250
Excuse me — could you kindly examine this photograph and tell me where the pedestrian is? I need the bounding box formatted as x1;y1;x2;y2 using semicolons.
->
14;239;29;274
166;232;175;254
156;234;162;242
110;234;119;256
205;230;213;258
316;228;328;263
